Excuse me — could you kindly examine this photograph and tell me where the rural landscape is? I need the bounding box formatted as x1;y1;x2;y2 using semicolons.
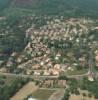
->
0;0;98;100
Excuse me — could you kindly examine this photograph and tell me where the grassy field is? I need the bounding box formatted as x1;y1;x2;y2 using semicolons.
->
31;89;55;100
66;69;87;75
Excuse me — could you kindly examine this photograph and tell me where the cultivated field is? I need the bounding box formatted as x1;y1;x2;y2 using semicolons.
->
31;89;56;100
10;82;38;100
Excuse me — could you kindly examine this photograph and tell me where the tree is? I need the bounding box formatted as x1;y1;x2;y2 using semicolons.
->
62;90;70;100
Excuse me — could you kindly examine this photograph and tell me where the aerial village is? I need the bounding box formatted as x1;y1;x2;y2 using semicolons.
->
0;16;98;100
0;17;98;80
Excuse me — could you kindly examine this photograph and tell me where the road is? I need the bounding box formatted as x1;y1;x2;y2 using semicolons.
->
0;72;89;80
0;72;58;79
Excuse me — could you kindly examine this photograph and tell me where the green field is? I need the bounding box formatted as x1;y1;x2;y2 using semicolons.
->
31;89;55;100
66;69;87;75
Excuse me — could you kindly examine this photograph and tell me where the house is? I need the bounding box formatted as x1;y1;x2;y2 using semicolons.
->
0;61;3;66
54;64;61;70
56;52;61;57
6;60;13;67
28;97;37;100
52;69;59;76
34;71;40;76
61;64;68;71
47;62;53;67
58;80;67;87
40;61;44;66
95;56;98;61
0;17;6;20
88;74;94;82
43;70;50;76
32;64;40;70
73;63;78;66
88;71;94;81
95;63;98;66
79;57;86;62
16;57;22;63
43;80;54;87
55;56;59;60
0;67;7;73
95;55;98;66
11;52;17;57
18;64;25;69
94;27;98;30
95;50;98;55
26;69;32;75
45;58;51;63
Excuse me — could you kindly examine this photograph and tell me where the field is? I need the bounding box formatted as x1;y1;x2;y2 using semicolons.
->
69;90;95;100
69;94;95;100
10;82;55;100
60;67;88;76
66;69;87;75
0;75;29;100
31;89;56;100
10;82;38;100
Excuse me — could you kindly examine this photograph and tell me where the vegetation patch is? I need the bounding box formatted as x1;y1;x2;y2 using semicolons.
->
31;89;55;100
0;75;29;100
66;69;87;75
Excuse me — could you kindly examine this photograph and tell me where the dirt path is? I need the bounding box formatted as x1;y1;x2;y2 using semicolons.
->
10;82;38;100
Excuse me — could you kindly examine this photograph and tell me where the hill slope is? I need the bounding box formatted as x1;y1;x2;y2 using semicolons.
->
0;0;98;17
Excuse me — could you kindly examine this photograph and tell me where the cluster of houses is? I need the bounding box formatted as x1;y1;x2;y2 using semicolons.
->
19;18;94;75
26;17;94;43
0;17;98;78
16;53;67;76
39;79;67;88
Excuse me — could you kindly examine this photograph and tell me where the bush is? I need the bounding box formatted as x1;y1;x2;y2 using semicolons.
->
82;93;87;97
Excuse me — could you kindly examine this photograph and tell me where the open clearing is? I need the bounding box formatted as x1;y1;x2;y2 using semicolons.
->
10;82;56;100
31;89;55;100
66;69;87;75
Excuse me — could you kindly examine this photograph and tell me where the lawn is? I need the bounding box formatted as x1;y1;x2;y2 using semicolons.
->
31;89;55;100
66;69;87;75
